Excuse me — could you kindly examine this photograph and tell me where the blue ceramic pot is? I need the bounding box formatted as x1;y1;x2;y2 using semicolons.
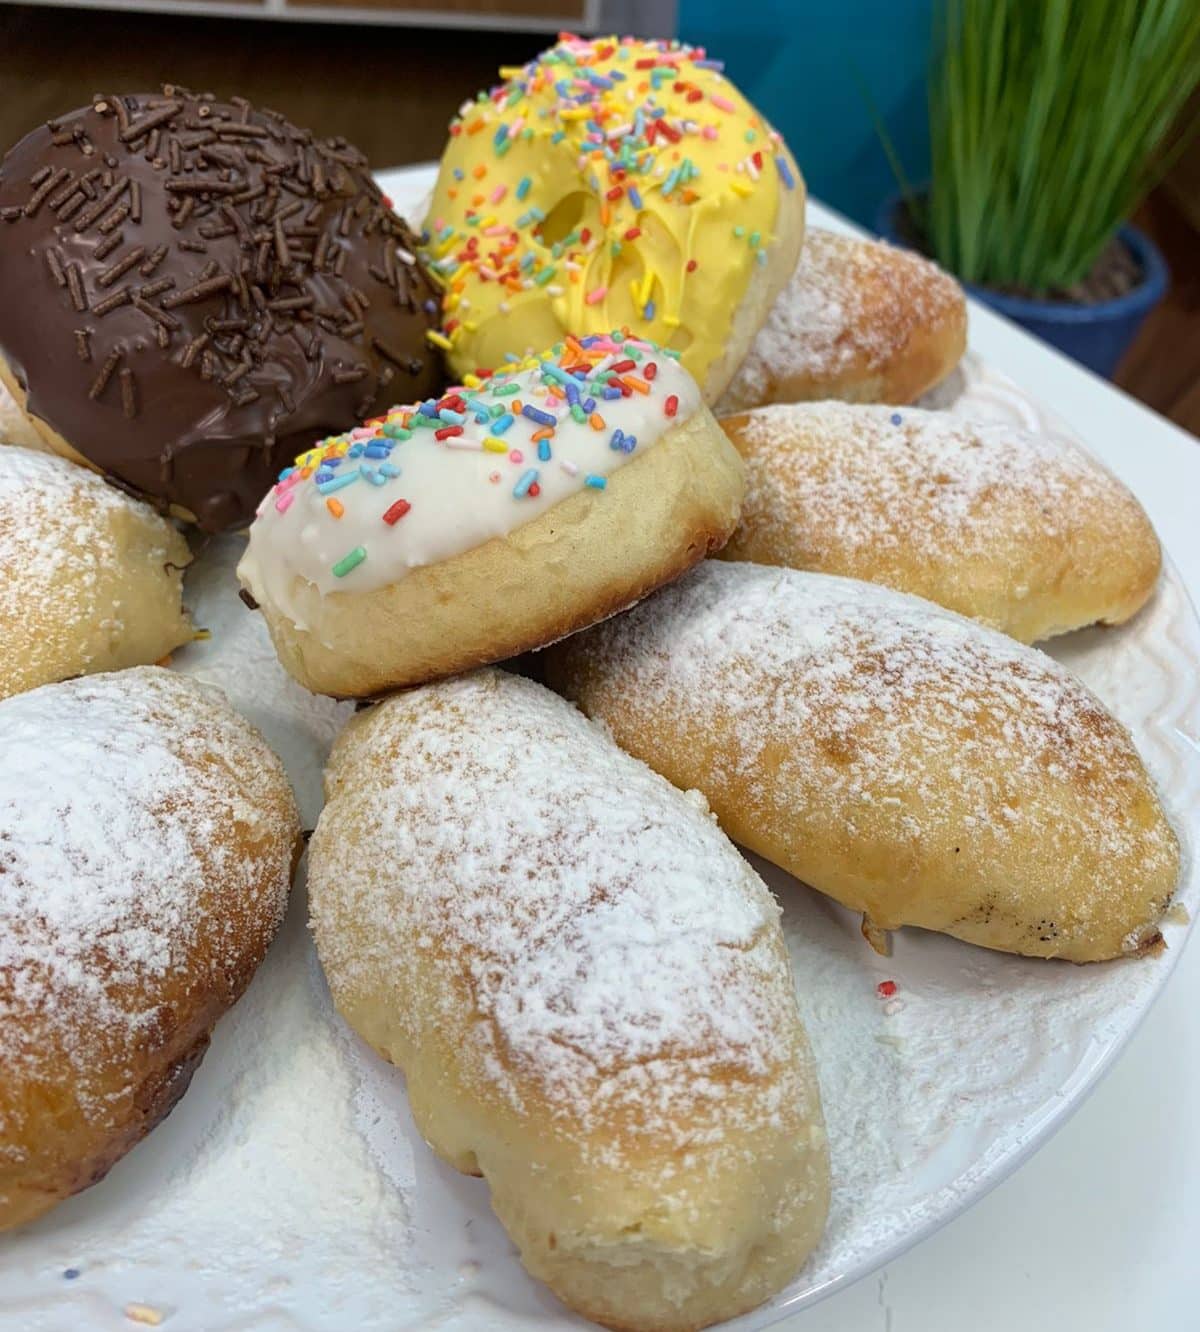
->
875;192;1168;379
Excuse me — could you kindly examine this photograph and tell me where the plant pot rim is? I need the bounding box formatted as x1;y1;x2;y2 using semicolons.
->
876;189;1169;326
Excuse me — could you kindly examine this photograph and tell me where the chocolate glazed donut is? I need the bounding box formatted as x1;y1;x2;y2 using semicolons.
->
0;88;443;531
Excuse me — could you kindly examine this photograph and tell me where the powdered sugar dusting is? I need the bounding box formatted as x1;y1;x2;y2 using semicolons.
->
311;669;809;1156
0;447;184;684
0;667;293;1123
727;401;1134;570
720;230;963;413
555;562;1176;941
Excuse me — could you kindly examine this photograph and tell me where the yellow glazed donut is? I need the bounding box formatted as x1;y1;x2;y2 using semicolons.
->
425;35;805;403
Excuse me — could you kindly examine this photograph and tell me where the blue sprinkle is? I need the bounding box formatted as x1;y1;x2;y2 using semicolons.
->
516;176;532;201
379;462;401;479
890;412;903;425
278;465;295;480
602;386;622;400
609;428;624;451
474;411;490;424
347;443;364;458
693;58;725;70
452;167;464;181
315;470;334;485
776;156;796;190
565;382;580;405
521;404;557;428
610;67;626;81
582;396;596;413
584;474;607;489
550;129;566;144
492;412;515;435
63;1270;81;1281
439;408;466;425
317;468;361;495
513;468;539;498
419;399;440;418
643;300;656;320
362;467;387;487
537;439;552;461
622;434;637;453
363;444;391;459
493;125;508;147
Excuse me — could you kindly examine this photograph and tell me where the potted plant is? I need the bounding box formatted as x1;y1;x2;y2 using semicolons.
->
875;0;1200;378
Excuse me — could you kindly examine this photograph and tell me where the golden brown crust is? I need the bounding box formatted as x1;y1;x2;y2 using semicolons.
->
718;403;1162;643
0;446;194;701
0;668;301;1231
719;230;967;414
310;671;829;1331
547;562;1180;964
251;406;746;698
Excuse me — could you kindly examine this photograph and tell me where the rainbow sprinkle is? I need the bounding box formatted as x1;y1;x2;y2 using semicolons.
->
425;35;794;360
265;330;688;581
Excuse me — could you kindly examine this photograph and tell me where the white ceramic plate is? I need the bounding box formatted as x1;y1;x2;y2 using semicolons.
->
2;167;1197;1332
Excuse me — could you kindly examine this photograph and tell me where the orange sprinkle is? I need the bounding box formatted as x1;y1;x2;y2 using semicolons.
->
624;374;650;394
472;163;487;180
589;412;605;430
326;497;344;518
466;119;486;136
531;427;554;442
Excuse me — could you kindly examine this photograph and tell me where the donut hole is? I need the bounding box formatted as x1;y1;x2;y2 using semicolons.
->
540;191;592;248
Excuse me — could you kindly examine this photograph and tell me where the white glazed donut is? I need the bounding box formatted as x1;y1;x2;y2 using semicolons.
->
238;334;744;697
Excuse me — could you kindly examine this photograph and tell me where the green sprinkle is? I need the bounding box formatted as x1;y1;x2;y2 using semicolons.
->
332;547;366;578
535;265;557;286
382;423;412;440
493;382;521;396
611;240;622;257
570;403;587;423
733;225;746;238
744;129;756;143
749;230;761;248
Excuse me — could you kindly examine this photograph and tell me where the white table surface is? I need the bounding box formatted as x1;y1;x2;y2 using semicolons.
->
779;202;1200;1332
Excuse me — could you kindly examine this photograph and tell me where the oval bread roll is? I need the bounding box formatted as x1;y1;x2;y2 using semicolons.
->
309;669;829;1332
718;403;1161;642
718;230;966;414
546;563;1179;963
1;446;193;700
0;667;301;1231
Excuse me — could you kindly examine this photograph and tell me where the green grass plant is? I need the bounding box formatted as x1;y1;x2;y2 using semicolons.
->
908;0;1200;292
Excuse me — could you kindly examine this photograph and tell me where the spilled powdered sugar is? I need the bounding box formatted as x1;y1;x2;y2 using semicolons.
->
0;667;290;1123
719;229;963;413
728;401;1129;566
311;668;809;1154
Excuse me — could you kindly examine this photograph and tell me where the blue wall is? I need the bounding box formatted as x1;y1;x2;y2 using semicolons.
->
679;0;933;228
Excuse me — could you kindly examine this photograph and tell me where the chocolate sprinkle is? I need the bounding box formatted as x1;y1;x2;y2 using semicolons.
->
0;85;442;530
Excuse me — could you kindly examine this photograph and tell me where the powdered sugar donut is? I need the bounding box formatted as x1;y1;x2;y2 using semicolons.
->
0;667;300;1230
425;35;805;405
719;403;1161;642
0;446;193;701
238;334;743;697
547;562;1179;963
718;230;966;414
309;668;829;1332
